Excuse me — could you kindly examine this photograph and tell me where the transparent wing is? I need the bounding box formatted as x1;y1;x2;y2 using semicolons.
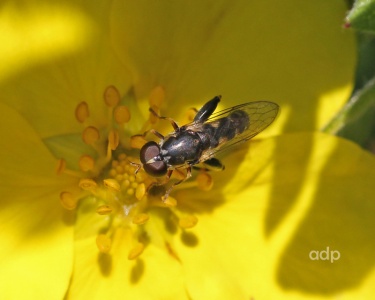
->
196;101;279;162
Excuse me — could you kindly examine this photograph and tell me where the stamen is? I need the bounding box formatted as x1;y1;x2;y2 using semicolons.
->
135;183;146;200
60;191;77;210
149;86;165;108
128;242;145;260
178;215;198;229
56;159;66;175
162;196;177;207
130;135;147;149
56;159;83;177
82;126;100;145
114;105;131;124
108;129;119;151
103;178;120;192
132;213;149;225
173;172;214;192
103;85;121;108
96;234;112;253
196;172;214;191
171;169;186;181
75;101;90;123
79;178;97;191
78;155;95;172
96;205;113;215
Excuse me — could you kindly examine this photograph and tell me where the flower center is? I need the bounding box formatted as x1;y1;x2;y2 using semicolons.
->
57;85;213;260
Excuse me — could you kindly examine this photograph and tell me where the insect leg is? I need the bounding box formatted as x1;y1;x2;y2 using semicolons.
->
135;128;164;140
149;107;179;131
162;167;192;201
129;161;142;175
145;169;173;193
193;95;221;123
130;128;164;149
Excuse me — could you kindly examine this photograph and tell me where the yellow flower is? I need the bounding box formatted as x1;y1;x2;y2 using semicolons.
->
2;1;375;299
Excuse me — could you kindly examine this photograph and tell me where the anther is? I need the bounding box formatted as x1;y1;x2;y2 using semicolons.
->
108;130;120;151
79;178;97;191
172;169;186;181
149;86;165;108
103;178;120;192
75;101;90;123
60;191;77;210
196;172;214;191
162;196;177;207
56;159;82;177
114;105;131;124
135;183;146;200
56;159;66;175
78;155;95;172
132;213;149;225
130;135;147;149
82;126;100;145
104;85;121;107
178;215;198;229
128;242;145;260
96;205;113;215
96;234;112;253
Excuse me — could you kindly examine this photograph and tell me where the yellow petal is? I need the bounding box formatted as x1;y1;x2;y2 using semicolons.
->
68;205;187;299
0;102;76;298
110;0;355;134
69;224;187;299
0;2;94;82
175;132;375;299
0;2;133;139
43;133;98;171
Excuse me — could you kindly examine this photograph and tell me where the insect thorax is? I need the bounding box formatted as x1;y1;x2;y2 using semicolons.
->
161;130;203;166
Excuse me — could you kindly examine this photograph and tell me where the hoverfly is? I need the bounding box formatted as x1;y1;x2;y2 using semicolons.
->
134;95;279;199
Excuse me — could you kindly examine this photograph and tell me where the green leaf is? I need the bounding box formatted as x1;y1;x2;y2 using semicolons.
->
347;0;375;33
352;33;375;92
323;78;375;148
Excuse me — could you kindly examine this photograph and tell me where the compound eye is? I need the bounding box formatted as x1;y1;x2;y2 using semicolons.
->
140;141;168;177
